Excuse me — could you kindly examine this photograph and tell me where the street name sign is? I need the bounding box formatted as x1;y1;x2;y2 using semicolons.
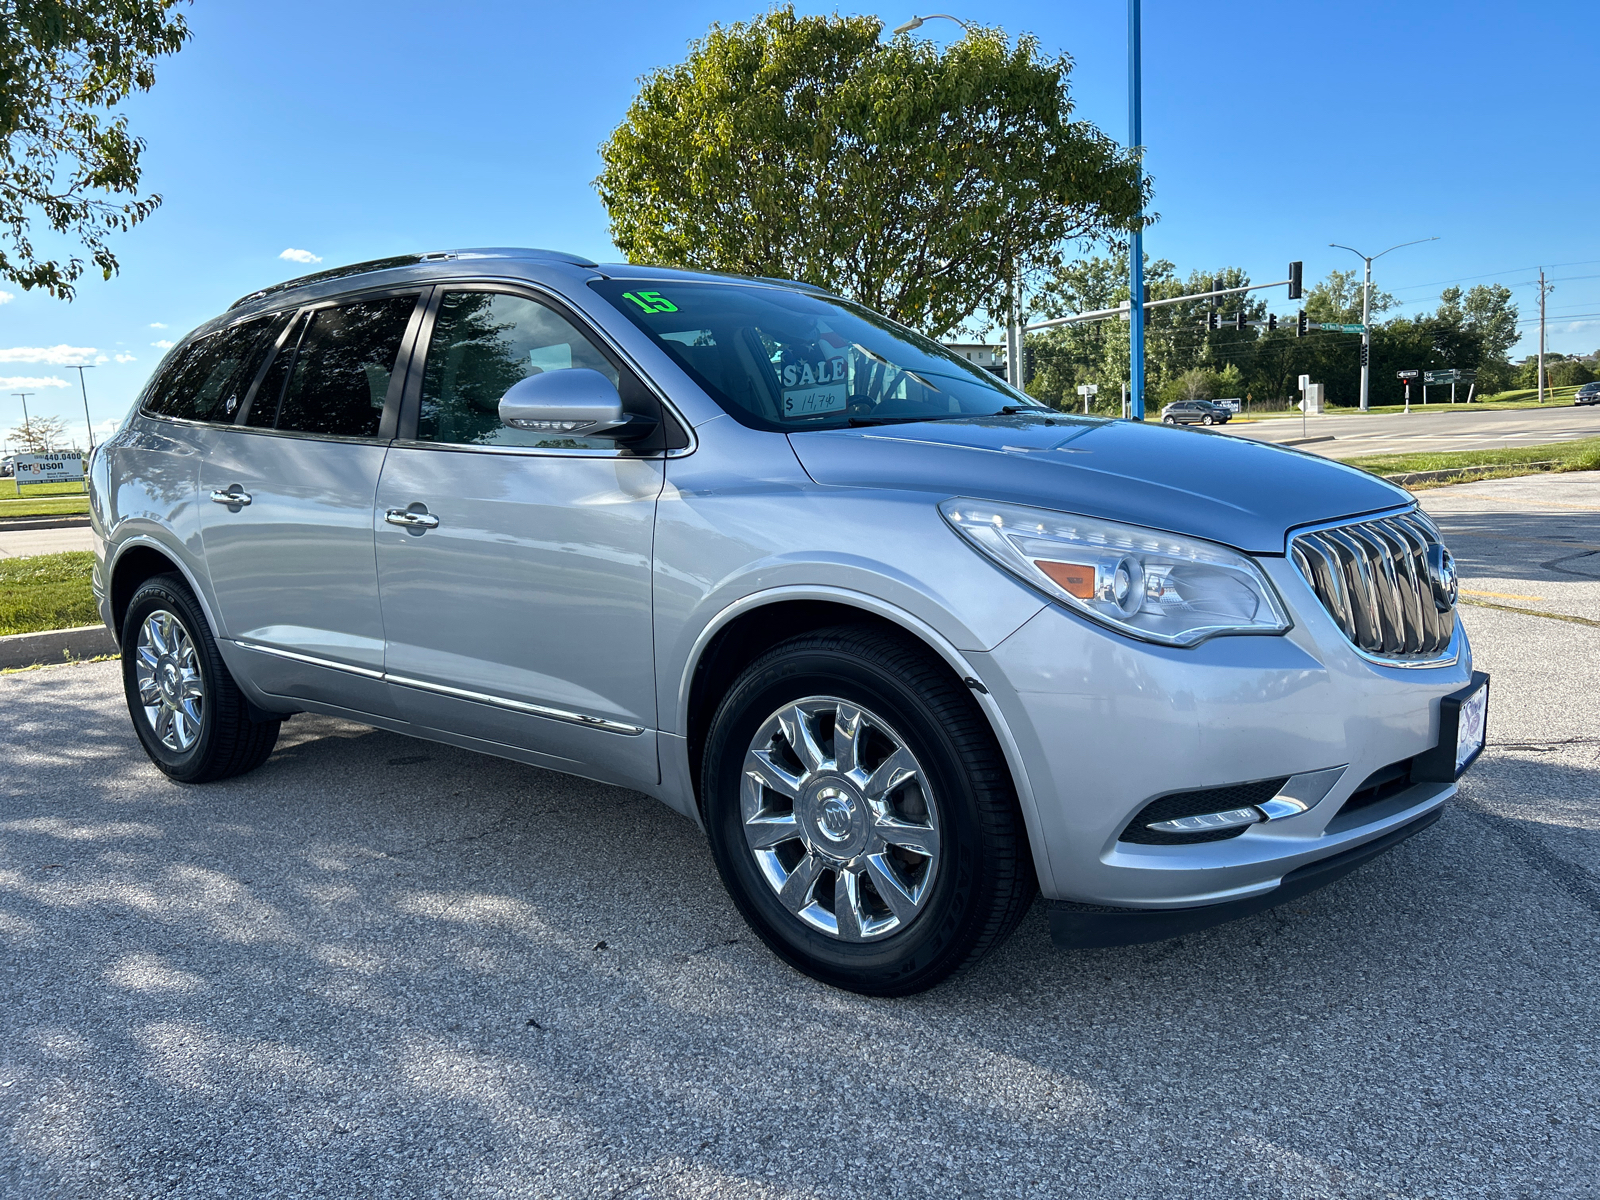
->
1316;323;1367;334
15;451;84;484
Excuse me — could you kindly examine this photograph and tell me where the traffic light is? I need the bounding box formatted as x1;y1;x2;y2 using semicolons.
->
1360;342;1369;368
1023;346;1037;386
1267;313;1278;332
1234;311;1248;332
1207;312;1220;332
1288;261;1303;300
1210;277;1223;307
1296;310;1308;337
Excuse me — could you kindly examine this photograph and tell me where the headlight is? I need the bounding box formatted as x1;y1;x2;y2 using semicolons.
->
939;498;1291;647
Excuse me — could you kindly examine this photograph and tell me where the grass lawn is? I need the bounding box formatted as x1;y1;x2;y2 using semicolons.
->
1346;437;1600;485
0;478;90;518
0;551;98;637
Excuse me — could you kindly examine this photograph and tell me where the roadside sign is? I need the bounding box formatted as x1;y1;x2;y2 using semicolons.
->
1075;384;1099;395
1315;323;1367;334
1215;398;1242;413
1424;369;1477;385
15;451;84;484
1397;370;1422;380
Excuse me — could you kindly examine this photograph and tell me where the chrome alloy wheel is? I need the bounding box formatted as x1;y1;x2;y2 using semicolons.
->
741;697;940;942
134;610;204;752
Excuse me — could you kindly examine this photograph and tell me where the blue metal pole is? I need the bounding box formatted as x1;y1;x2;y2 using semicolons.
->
1127;0;1145;420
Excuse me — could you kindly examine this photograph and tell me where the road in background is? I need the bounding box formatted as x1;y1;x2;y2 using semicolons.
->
0;524;93;559
1;476;1597;1199
1223;403;1599;460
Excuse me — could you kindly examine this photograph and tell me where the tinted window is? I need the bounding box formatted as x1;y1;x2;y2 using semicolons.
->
245;312;306;428
591;279;1040;432
143;313;287;422
271;295;418;438
417;290;621;449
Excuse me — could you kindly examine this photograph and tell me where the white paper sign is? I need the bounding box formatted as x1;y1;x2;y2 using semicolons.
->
15;452;84;483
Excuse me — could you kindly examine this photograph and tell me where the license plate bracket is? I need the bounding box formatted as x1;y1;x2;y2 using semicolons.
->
1410;671;1490;783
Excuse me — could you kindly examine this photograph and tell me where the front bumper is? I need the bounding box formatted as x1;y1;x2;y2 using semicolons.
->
968;555;1478;919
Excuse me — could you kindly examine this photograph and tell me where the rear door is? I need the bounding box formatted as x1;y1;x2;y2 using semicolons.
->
373;285;664;787
198;289;426;715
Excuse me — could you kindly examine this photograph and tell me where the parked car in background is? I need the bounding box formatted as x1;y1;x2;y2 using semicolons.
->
1575;381;1600;406
1160;399;1232;425
88;248;1486;996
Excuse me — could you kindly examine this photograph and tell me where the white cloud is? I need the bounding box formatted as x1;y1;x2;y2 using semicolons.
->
0;344;98;365
148;322;167;329
279;248;322;264
115;353;138;364
0;290;13;304
0;375;69;389
151;339;174;349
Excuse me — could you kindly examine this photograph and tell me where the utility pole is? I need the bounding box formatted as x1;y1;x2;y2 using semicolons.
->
1006;265;1025;391
1329;237;1438;412
1537;268;1552;404
12;392;33;444
1126;0;1145;420
70;364;97;452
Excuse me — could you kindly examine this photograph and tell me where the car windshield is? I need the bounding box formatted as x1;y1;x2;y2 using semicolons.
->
590;279;1042;431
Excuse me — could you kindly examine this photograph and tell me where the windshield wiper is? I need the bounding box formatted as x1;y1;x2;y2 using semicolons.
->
846;413;973;427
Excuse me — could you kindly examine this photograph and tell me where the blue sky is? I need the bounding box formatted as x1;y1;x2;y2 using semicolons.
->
3;0;1597;445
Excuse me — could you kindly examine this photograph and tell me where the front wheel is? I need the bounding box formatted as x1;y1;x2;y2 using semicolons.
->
1201;414;1214;425
701;626;1035;995
122;574;280;783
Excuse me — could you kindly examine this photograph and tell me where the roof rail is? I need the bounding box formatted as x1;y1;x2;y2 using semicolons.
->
228;247;599;310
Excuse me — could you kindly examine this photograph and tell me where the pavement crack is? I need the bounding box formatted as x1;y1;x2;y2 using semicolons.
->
1454;798;1600;920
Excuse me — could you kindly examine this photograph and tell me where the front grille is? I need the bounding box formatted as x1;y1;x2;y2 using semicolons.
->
1291;512;1455;662
1120;777;1291;845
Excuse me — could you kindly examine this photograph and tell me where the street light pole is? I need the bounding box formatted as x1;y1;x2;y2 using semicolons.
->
70;364;96;452
12;391;33;432
1329;237;1438;411
1127;0;1145;420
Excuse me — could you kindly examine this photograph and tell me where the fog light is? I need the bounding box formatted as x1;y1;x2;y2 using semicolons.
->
1146;806;1263;835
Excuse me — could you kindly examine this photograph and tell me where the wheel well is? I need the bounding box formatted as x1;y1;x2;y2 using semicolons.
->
109;546;182;638
684;599;968;798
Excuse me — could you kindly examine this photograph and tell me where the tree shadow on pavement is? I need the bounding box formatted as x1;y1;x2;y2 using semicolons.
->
2;667;1598;1199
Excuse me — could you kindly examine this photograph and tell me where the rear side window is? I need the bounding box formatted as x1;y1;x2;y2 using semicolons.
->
142;313;287;422
267;295;418;438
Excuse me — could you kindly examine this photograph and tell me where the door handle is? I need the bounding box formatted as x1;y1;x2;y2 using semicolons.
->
385;507;440;529
210;487;252;506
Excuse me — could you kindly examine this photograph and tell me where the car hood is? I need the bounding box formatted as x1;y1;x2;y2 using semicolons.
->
787;414;1411;554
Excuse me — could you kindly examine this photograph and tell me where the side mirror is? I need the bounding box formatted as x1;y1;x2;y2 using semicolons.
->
497;368;656;440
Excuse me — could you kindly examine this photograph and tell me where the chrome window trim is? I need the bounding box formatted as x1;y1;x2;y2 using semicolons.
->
231;640;645;735
1286;505;1462;670
384;437;678;461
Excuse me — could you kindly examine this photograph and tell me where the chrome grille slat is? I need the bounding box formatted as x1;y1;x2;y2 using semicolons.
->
1292;512;1456;664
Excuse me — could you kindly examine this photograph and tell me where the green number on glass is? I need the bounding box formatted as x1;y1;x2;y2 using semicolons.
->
621;291;655;313
638;290;678;313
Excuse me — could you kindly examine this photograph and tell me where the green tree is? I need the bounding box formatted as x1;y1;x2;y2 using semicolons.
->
596;7;1147;335
1;1;192;299
1305;268;1395;325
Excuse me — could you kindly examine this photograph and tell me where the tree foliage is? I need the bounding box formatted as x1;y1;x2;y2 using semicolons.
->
1024;258;1525;411
1;0;191;299
595;7;1147;335
10;414;68;451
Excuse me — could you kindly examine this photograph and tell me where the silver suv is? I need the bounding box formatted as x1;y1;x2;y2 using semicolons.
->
89;249;1488;995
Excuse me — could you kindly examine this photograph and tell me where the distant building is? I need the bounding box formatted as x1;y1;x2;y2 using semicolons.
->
944;342;1001;368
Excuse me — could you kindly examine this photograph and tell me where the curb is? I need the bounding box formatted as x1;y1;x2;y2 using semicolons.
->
1279;435;1336;447
1383;461;1560;486
0;625;117;670
0;514;91;532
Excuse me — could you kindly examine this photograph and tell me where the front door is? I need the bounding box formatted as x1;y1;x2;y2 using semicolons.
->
198;289;424;715
373;287;663;787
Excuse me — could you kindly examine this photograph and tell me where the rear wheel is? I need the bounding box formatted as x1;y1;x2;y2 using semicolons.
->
701;626;1035;995
1162;415;1176;424
121;574;280;783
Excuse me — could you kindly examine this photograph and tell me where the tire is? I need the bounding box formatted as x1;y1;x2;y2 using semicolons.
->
1201;414;1214;425
701;626;1036;995
121;574;280;783
1162;415;1176;424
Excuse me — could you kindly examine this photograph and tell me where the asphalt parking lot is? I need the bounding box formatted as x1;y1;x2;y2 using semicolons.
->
3;478;1598;1199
